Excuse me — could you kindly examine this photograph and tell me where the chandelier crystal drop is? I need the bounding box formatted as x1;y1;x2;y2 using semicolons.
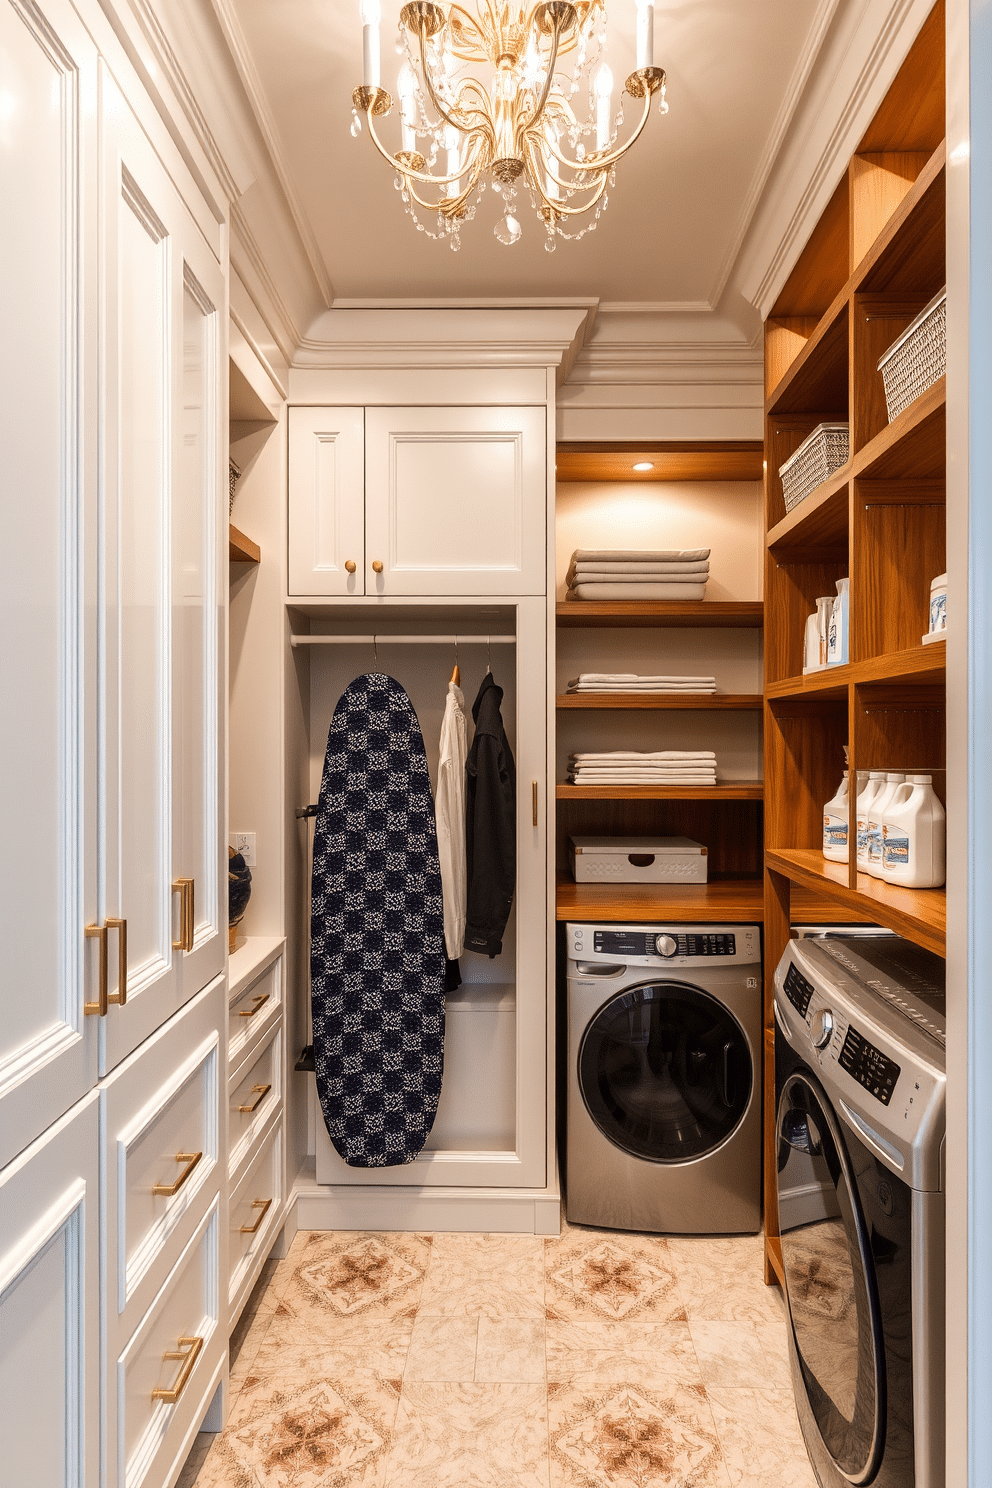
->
351;0;667;249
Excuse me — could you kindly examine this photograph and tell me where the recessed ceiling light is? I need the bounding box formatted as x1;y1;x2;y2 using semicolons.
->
633;461;654;472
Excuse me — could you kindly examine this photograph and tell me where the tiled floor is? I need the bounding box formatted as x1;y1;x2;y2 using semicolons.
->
177;1222;817;1487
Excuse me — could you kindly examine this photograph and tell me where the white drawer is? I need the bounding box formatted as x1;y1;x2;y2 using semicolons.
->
229;1119;283;1321
228;1024;282;1181
115;1201;222;1488
103;980;223;1324
228;955;282;1068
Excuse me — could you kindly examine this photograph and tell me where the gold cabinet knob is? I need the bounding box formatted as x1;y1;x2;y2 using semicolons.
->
345;559;357;574
372;560;384;574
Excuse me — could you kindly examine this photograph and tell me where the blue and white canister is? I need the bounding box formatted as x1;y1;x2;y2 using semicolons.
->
928;572;947;634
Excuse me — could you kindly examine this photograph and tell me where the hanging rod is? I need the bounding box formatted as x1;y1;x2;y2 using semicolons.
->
290;633;517;647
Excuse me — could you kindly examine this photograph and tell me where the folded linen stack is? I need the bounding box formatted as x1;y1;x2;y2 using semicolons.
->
569;751;718;785
566;673;717;695
565;548;710;601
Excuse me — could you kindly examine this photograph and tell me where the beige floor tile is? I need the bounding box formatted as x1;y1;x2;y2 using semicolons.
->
688;1322;767;1389
753;1317;794;1390
545;1229;685;1325
707;1387;818;1488
277;1231;431;1322
418;1234;546;1319
475;1319;547;1382
548;1379;731;1487
385;1382;550;1486
174;1433;217;1488
404;1317;479;1381
252;1299;414;1376
667;1237;785;1325
547;1321;700;1386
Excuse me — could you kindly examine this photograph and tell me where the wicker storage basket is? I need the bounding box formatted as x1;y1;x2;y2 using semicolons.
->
778;423;850;513
229;458;241;515
877;289;946;422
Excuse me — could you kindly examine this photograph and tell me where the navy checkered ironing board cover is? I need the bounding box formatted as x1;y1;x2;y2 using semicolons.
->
310;673;446;1167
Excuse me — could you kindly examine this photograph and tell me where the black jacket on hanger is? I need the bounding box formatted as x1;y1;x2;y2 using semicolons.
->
465;671;516;957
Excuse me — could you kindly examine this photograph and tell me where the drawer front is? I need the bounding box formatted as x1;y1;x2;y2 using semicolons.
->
116;1201;222;1488
229;1024;282;1180
229;1120;283;1316
228;956;282;1067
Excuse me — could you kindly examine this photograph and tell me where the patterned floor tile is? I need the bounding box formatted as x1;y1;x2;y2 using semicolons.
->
707;1387;818;1487
385;1382;550;1486
545;1230;685;1325
418;1233;546;1319
278;1231;432;1321
547;1321;700;1386
548;1380;731;1488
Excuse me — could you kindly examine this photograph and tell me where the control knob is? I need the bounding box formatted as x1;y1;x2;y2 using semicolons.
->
810;1007;835;1050
655;935;678;958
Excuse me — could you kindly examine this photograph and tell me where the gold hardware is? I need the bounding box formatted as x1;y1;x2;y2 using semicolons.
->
399;0;445;36
85;923;109;1016
625;65;666;99
238;1083;272;1114
151;1335;203;1404
238;992;270;1019
345;559;357;574
371;560;384;574
240;1197;273;1235
532;780;539;827
172;879;194;953
106;917;127;1005
395;149;427;171
152;1151;203;1197
352;84;392;116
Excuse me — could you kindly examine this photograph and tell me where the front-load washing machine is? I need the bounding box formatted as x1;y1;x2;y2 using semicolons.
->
566;921;762;1233
774;932;945;1488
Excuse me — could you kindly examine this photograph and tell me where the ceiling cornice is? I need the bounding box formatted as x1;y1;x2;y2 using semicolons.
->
230;201;307;360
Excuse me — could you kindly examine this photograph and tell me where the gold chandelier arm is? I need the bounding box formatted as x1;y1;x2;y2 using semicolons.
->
523;132;608;217
415;21;495;140
543;82;652;177
365;105;488;189
516;22;563;139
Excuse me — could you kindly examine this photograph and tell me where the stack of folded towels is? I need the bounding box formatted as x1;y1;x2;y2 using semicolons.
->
568;751;718;785
565;548;710;601
566;673;717;695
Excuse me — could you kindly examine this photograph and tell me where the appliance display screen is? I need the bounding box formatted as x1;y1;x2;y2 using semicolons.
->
784;962;814;1017
839;1025;900;1105
591;931;736;958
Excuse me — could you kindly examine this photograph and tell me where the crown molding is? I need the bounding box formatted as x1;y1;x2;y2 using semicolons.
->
231;202;306;362
569;341;763;387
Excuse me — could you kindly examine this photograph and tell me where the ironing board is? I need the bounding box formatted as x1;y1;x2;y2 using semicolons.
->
310;672;446;1167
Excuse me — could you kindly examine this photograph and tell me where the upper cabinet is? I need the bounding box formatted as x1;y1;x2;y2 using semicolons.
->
289;404;547;597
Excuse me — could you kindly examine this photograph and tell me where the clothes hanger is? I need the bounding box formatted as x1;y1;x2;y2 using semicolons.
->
450;636;460;687
486;634;491;675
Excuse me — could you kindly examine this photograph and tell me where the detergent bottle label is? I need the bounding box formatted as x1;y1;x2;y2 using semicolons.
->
823;812;847;849
882;827;910;868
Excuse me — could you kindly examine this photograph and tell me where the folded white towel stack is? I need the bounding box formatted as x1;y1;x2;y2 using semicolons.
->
565;549;711;602
566;673;717;695
568;750;718;785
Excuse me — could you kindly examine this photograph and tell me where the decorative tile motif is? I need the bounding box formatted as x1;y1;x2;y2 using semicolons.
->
546;1233;685;1324
282;1231;431;1320
549;1382;730;1488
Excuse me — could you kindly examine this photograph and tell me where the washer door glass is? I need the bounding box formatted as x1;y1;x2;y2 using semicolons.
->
777;1071;884;1484
578;982;753;1163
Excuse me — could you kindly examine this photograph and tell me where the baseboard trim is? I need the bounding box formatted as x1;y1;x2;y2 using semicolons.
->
289;1178;562;1236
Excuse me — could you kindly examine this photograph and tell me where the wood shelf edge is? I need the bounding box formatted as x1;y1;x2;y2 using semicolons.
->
767;641;946;698
851;375;946;480
229;524;261;564
555;876;765;922
557;783;765;800
555;601;764;628
765;848;945;955
556;693;763;710
765;470;850;551
765;292;849;416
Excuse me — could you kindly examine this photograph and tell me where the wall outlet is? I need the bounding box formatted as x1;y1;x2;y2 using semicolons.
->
231;831;256;868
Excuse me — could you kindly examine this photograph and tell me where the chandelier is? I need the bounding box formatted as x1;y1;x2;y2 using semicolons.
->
350;0;667;250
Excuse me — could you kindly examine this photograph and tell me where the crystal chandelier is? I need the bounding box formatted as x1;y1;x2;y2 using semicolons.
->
350;0;667;251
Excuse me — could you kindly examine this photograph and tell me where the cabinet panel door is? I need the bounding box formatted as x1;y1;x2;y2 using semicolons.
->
288;407;366;595
0;1092;100;1488
364;406;546;595
0;0;99;1167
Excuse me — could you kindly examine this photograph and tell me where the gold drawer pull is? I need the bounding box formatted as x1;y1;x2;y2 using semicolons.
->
85;923;108;1016
345;559;357;574
107;916;128;1005
238;992;270;1019
172;879;194;953
238;1083;272;1114
151;1335;203;1404
240;1197;272;1235
371;559;383;574
152;1151;203;1197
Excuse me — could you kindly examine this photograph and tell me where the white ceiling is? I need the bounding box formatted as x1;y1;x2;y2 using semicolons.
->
228;0;823;306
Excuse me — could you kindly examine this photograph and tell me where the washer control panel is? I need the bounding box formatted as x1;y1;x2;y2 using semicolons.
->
567;923;761;967
838;1025;900;1106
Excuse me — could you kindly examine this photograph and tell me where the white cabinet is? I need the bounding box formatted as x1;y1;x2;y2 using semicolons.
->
289;405;546;597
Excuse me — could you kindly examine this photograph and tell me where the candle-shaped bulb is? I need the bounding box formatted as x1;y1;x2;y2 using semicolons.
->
635;0;654;70
361;0;381;87
444;124;461;194
594;63;613;151
398;62;417;152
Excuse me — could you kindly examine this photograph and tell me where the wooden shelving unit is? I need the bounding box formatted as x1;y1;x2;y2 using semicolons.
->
557;693;763;711
229;523;261;565
557;783;764;801
556;600;764;628
761;0;946;1288
555;876;766;923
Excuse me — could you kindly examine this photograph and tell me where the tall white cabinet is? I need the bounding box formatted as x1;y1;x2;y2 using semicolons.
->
0;0;227;1482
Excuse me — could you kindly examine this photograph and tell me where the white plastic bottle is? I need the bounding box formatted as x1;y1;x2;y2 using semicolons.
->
867;773;905;879
823;771;849;861
827;578;850;666
881;775;946;888
856;771;886;872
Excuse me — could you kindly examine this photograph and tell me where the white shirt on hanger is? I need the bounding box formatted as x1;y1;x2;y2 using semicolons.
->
436;679;469;960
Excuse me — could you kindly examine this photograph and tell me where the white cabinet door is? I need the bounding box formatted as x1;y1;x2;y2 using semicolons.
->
288;407;366;595
100;71;224;1073
0;1092;100;1488
364;406;546;595
0;0;100;1167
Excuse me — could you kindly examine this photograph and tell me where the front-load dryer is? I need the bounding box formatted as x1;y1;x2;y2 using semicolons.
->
566;921;762;1233
774;932;945;1488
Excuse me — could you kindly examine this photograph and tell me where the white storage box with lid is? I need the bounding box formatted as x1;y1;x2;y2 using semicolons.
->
877;289;946;422
568;836;708;884
778;423;849;512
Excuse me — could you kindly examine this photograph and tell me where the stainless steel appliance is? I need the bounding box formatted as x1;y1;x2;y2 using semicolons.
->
566;921;762;1233
774;932;945;1488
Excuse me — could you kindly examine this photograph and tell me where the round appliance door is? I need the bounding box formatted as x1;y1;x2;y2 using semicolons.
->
578;981;753;1163
777;1070;884;1485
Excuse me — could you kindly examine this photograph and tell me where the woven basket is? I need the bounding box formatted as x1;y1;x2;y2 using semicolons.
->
877;290;946;422
778;423;850;513
229;458;241;515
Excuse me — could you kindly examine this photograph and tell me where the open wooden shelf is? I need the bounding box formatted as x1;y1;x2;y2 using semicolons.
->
557;693;763;711
767;640;945;698
556;442;763;483
229;524;260;565
765;848;946;956
555;876;764;922
766;468;850;553
557;782;764;801
855;375;945;480
556;601;764;628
